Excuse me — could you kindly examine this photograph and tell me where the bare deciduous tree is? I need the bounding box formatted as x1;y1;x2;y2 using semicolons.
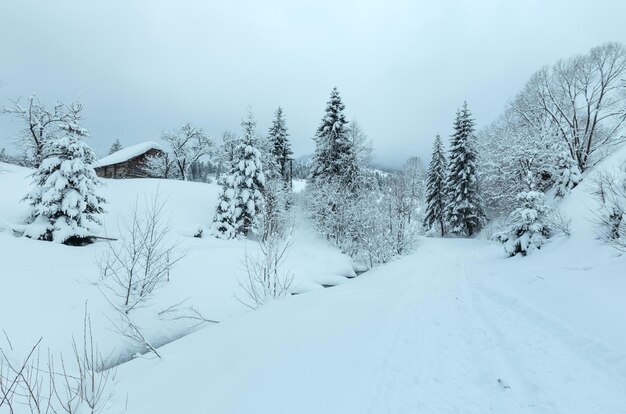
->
99;192;183;314
514;42;626;174
1;96;85;167
238;222;294;309
161;123;214;180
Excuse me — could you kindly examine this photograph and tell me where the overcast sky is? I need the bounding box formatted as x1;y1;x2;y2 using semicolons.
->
1;0;626;167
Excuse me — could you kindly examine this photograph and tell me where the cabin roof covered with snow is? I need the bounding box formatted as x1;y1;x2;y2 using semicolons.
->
93;141;165;168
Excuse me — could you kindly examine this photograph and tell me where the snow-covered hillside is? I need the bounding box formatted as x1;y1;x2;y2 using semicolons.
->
1;149;626;413
0;164;354;366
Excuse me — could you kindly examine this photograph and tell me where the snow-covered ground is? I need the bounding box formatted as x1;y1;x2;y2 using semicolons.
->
0;164;353;365
1;150;626;413
113;236;626;413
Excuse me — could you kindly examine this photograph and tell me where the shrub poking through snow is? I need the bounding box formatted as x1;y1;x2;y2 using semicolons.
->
22;124;106;244
495;190;551;256
591;164;626;251
99;191;183;314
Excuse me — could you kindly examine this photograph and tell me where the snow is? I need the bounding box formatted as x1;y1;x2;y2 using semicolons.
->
112;237;626;413
2;144;626;413
0;163;353;367
292;178;307;193
93;141;165;167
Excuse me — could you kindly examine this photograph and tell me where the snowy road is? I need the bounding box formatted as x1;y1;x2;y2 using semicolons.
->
117;238;626;413
363;240;626;413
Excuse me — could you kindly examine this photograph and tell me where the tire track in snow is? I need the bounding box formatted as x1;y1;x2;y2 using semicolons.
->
357;238;626;414
464;246;626;413
362;241;510;413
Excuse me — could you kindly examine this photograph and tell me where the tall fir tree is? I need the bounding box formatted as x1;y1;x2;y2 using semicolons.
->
309;87;354;187
267;107;293;184
23;123;106;244
423;134;447;236
108;138;123;155
212;112;266;238
444;102;485;236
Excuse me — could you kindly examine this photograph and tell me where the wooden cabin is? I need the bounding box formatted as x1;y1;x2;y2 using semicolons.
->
94;142;165;179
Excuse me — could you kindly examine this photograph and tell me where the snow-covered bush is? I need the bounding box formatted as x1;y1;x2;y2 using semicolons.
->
554;150;582;197
592;165;626;250
495;190;551;256
351;189;420;269
545;209;572;237
305;173;420;270
22;125;106;244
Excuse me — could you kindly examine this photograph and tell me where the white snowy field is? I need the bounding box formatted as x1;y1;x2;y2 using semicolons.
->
1;151;626;413
0;164;353;365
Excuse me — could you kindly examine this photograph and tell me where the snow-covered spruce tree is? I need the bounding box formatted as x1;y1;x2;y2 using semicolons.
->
267;106;293;184
423;134;447;236
211;174;236;239
233;111;266;236
0;148;8;163
444;102;485;236
495;174;551;256
108;138;123;155
554;149;582;197
309;87;355;188
211;133;240;239
213;110;266;238
23;123;106;244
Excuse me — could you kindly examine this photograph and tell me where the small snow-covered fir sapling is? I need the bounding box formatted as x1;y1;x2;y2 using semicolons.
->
23;123;106;244
495;174;551;256
211;174;237;239
554;149;582;197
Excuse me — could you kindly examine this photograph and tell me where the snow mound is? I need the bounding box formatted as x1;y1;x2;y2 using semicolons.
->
555;144;626;243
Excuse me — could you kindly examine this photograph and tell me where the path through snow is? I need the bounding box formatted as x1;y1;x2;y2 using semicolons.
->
116;237;626;413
